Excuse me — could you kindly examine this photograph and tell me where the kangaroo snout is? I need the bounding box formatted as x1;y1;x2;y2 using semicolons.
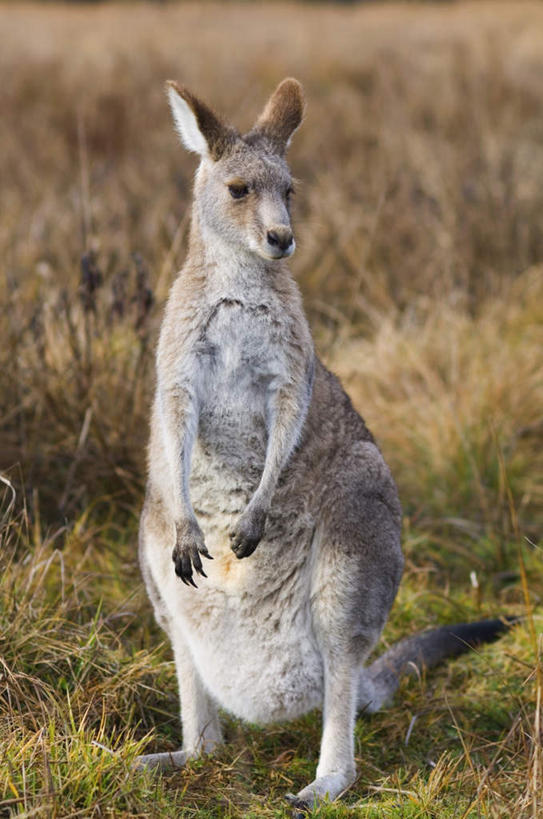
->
266;226;294;257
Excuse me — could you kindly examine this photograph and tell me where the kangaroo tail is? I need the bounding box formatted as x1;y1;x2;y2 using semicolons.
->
361;616;520;714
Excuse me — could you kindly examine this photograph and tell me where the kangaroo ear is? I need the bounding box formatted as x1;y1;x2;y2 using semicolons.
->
247;78;305;156
166;81;234;161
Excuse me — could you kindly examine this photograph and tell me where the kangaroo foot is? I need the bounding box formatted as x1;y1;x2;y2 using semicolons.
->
134;749;187;772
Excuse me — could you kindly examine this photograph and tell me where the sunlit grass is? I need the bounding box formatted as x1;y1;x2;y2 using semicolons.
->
1;499;540;816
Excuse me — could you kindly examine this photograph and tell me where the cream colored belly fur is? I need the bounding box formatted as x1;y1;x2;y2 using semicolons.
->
143;445;323;725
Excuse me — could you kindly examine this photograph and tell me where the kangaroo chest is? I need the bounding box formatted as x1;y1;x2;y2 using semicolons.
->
195;296;288;458
200;296;287;389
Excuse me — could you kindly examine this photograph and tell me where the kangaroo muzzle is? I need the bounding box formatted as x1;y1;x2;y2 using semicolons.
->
267;226;294;257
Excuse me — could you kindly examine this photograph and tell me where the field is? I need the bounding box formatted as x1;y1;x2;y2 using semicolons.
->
1;1;542;816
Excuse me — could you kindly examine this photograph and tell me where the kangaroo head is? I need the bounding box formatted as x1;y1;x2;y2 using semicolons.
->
167;78;304;261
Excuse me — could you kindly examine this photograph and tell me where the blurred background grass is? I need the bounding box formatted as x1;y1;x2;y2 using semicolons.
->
0;2;542;816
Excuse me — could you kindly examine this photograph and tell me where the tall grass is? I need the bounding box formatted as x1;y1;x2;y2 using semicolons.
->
0;2;541;816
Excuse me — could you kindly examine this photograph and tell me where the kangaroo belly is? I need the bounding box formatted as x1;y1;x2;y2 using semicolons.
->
195;457;321;723
144;447;323;724
182;588;324;724
145;536;324;724
195;402;267;482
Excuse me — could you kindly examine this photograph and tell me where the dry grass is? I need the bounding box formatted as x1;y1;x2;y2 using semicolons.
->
0;1;542;816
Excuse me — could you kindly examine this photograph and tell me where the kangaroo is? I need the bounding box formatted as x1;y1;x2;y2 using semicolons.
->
137;78;514;811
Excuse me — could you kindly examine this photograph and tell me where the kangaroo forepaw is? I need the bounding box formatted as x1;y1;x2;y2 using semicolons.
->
173;521;213;587
229;506;267;559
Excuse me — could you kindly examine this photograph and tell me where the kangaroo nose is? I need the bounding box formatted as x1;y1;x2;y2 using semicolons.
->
267;228;293;253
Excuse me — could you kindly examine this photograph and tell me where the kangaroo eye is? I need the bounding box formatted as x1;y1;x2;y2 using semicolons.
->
228;183;249;200
286;186;294;201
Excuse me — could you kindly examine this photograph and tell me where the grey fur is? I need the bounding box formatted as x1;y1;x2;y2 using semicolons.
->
137;79;513;810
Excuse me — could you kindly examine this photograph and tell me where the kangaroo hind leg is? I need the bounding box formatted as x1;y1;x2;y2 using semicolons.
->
135;629;222;772
287;469;403;809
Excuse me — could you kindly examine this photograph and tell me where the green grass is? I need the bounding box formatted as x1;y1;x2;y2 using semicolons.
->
1;486;540;817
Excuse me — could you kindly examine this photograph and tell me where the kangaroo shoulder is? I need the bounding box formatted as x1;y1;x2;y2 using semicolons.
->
157;266;208;367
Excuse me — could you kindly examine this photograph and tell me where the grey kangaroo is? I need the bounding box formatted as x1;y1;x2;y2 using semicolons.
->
137;78;513;811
